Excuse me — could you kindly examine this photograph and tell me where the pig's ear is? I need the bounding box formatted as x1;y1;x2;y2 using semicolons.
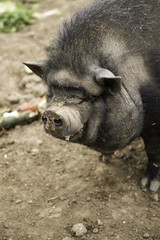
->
96;68;121;95
23;60;46;79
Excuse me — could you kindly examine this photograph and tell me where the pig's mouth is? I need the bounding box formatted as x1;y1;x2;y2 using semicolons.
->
43;121;84;142
67;128;84;142
42;106;85;141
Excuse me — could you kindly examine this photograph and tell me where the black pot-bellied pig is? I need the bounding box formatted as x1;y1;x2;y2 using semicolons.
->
24;0;160;192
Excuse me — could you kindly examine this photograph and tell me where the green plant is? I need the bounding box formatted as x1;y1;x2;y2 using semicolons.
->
0;1;35;33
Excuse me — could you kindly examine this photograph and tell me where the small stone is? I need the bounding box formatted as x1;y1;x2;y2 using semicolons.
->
87;197;91;201
48;197;58;202
143;233;150;238
5;161;9;166
150;193;159;202
97;219;103;226
93;228;99;233
72;223;87;237
37;140;43;145
60;197;67;201
31;148;39;155
15;199;22;204
84;217;92;223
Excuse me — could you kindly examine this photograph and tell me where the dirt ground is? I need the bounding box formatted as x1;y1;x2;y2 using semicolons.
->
0;0;160;239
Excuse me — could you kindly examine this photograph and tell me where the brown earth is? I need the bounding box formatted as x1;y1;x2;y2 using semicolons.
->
0;0;160;239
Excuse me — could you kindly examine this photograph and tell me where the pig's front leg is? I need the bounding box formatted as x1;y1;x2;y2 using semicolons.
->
141;90;160;193
141;136;160;193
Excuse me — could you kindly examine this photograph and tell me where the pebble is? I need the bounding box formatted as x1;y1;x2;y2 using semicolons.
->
37;140;43;145
150;193;159;202
72;223;87;236
15;199;22;204
87;197;91;201
31;148;39;155
143;233;150;239
60;196;67;201
93;228;99;233
5;161;9;166
97;219;103;226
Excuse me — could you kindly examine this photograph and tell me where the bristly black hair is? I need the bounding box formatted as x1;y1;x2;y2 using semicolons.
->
140;83;160;132
46;0;160;80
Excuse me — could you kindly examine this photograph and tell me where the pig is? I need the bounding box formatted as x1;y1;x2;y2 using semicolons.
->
24;0;160;192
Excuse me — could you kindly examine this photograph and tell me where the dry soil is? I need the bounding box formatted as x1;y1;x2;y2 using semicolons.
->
0;0;160;240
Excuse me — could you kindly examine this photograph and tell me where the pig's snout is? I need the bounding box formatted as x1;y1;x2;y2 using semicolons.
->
42;113;63;127
42;107;83;138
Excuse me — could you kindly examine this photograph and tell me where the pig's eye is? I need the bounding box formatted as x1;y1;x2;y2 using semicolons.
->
78;96;90;104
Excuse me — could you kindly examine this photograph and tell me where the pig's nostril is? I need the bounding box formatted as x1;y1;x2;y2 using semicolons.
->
42;116;47;124
53;118;63;127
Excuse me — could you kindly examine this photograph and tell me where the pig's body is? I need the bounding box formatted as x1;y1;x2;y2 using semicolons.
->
24;0;160;192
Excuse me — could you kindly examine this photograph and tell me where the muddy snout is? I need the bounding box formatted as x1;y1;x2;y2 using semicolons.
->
42;107;83;138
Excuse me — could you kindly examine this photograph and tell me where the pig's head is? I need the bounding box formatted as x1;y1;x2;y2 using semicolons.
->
23;61;126;149
23;57;144;154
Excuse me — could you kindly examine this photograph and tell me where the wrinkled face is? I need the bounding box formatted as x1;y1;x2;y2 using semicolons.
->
41;67;124;147
42;70;94;141
23;61;126;149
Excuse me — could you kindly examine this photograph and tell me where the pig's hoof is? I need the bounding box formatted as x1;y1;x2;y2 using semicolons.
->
141;176;160;193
